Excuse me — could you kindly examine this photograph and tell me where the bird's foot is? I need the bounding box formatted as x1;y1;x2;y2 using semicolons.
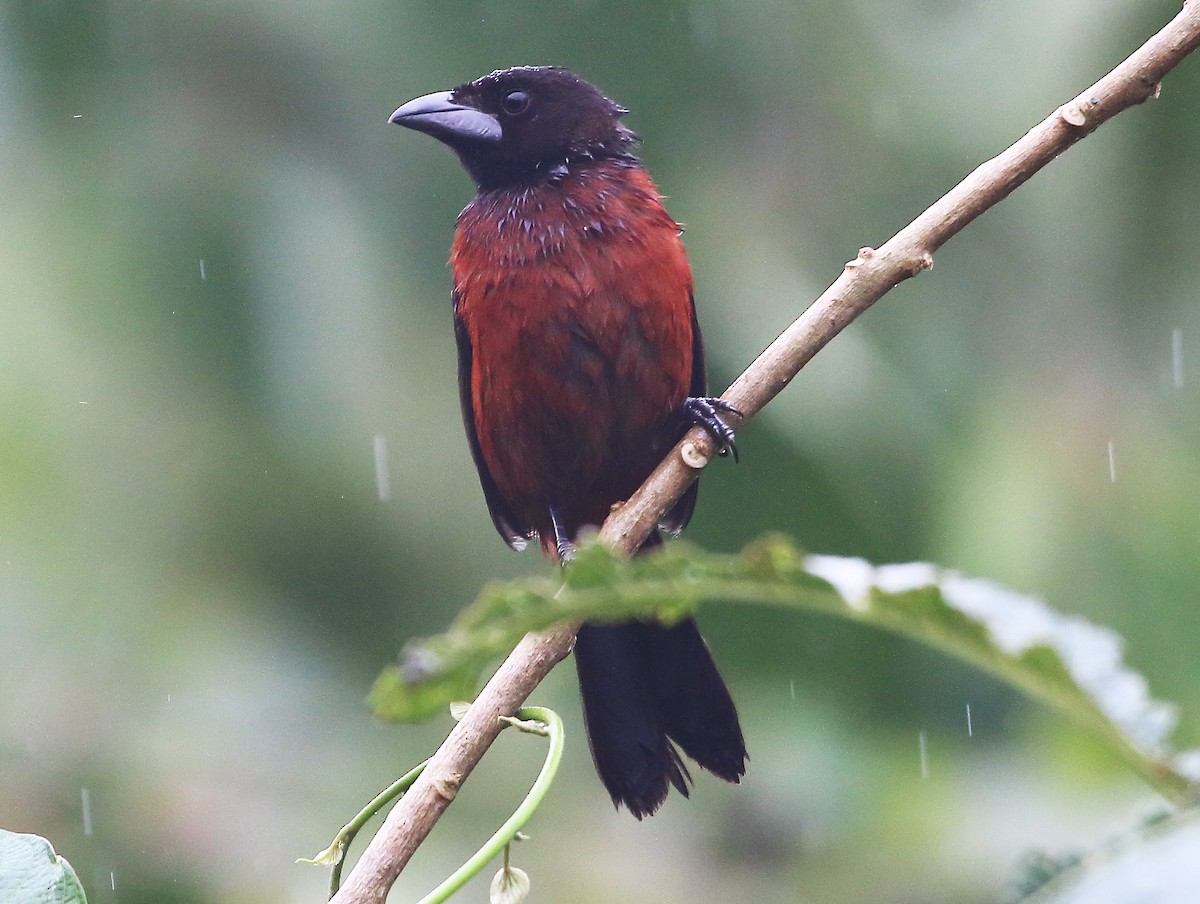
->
549;507;577;563
680;397;741;462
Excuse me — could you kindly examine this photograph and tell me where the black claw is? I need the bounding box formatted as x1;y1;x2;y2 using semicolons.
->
681;397;741;463
549;507;576;563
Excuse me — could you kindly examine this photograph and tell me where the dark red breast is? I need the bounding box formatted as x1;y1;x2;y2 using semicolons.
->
451;158;696;552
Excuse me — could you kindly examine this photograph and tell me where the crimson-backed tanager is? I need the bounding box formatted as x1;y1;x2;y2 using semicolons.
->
390;66;746;818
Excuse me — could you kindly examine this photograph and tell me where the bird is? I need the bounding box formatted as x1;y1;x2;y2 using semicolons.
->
390;66;746;818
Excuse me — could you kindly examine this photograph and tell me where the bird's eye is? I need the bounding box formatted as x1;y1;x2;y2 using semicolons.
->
501;90;530;116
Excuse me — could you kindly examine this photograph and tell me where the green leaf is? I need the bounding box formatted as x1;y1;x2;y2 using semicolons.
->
369;534;1199;801
1016;805;1200;902
0;830;88;904
368;663;477;723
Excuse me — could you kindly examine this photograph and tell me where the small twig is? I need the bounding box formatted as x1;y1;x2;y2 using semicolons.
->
329;6;1200;902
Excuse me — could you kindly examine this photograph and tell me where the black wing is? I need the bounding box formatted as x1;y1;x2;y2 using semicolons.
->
658;293;706;535
453;294;532;549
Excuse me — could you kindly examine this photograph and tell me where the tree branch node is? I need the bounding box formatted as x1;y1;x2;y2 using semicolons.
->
680;441;710;469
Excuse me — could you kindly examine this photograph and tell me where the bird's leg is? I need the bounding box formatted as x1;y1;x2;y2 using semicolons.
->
680;397;741;462
548;507;576;563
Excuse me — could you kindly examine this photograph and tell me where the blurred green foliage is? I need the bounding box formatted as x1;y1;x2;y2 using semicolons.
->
2;1;1198;902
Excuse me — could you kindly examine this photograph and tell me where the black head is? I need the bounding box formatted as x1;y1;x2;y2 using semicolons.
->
390;66;637;191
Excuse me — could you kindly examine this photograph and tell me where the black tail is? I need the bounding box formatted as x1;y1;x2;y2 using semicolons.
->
573;617;746;818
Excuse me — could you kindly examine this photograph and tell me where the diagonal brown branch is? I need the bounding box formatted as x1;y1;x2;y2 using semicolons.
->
329;5;1200;901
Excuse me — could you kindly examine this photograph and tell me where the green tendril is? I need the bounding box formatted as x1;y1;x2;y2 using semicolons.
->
303;705;563;902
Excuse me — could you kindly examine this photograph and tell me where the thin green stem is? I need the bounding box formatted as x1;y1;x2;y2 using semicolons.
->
301;758;430;898
414;705;564;904
307;707;563;902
